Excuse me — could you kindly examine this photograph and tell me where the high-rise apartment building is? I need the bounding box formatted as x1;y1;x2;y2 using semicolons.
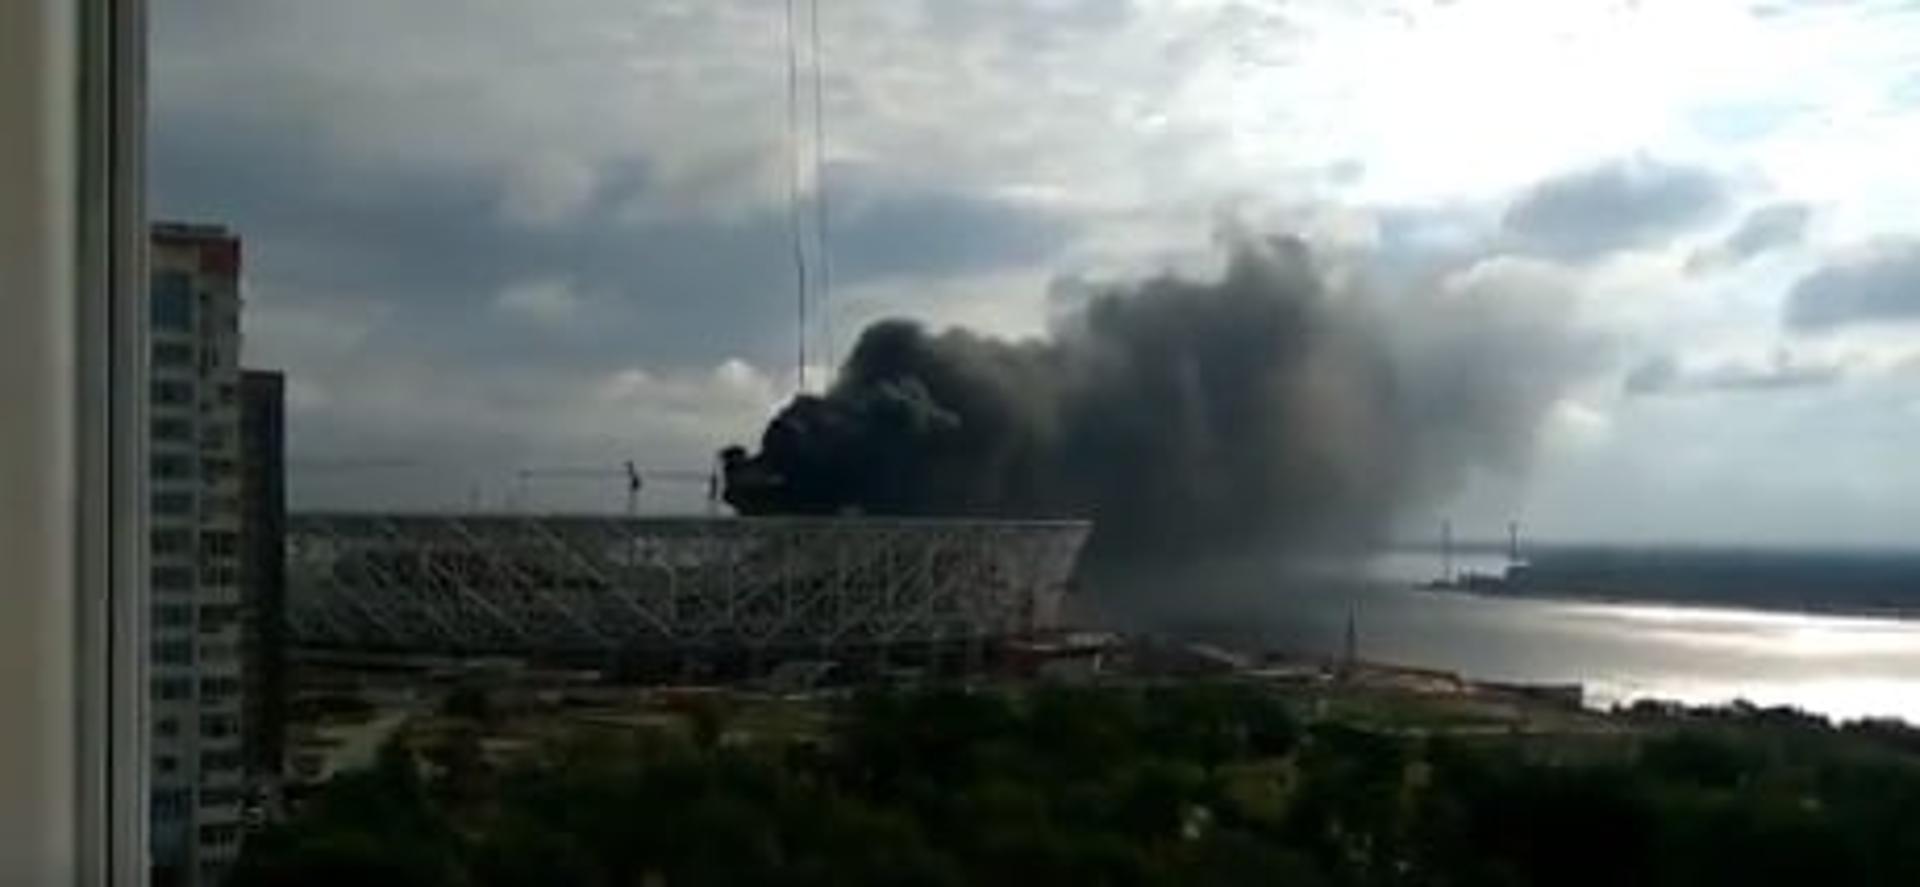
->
239;371;287;796
149;222;249;886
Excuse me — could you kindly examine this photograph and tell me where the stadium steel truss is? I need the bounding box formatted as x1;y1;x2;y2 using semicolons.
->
287;513;1091;659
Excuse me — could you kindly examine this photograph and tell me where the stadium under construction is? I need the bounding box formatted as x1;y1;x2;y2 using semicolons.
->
287;513;1091;676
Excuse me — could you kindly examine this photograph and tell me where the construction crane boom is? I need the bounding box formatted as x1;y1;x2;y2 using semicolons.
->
290;458;416;472
514;461;719;516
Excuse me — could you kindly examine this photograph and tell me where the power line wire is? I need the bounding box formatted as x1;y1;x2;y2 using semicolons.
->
784;0;810;393
810;0;834;378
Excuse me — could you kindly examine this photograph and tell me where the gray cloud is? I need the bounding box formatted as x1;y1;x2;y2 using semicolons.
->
1785;239;1920;331
925;0;1134;43
1367;205;1501;289
1725;203;1812;257
150;0;1101;380
1623;350;1843;396
153;114;1076;376
1503;157;1729;260
1622;354;1682;395
148;0;1082;514
1688;201;1811;272
825;170;1078;282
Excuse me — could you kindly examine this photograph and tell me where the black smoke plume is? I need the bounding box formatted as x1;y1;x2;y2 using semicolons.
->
723;234;1582;567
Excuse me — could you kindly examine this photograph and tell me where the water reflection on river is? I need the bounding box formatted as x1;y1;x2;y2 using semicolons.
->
1231;553;1920;724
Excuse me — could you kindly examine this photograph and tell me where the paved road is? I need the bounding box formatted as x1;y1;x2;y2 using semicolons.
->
316;710;411;780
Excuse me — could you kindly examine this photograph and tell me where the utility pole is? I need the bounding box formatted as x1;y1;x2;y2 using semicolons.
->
1342;604;1359;676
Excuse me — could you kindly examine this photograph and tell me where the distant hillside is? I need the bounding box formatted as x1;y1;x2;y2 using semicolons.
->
1499;545;1920;616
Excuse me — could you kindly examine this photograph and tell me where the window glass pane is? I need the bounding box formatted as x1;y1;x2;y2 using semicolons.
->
199;423;230;449
152;417;194;442
153;341;195;367
199;530;237;558
152;566;195;591
152;491;194;516
151;788;191;818
151;380;195;406
152;639;194;666
153;604;193;628
152;272;193;332
151;454;193;480
150;528;193;555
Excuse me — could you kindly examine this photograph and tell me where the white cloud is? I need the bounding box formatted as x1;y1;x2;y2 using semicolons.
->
713;358;770;397
242;283;383;364
284;378;332;413
493;277;584;328
1541;398;1613;452
593;360;779;417
498;153;599;228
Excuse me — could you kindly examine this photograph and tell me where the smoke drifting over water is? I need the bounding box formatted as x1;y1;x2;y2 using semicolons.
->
723;234;1584;572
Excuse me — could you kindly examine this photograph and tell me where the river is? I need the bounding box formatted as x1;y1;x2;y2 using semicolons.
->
1217;552;1920;724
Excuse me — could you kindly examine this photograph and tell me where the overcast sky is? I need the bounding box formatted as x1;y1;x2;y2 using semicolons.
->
151;0;1920;547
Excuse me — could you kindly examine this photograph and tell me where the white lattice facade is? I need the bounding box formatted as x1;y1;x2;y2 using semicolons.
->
287;514;1090;658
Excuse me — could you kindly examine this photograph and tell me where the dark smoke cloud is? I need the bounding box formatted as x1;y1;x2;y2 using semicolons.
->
723;234;1587;568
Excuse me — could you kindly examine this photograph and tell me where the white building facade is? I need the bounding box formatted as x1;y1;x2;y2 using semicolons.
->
149;222;249;885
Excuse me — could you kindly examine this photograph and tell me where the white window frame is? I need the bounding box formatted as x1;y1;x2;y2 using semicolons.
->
1;0;147;883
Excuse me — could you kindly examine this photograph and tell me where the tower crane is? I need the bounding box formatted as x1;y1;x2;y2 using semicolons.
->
289;458;417;472
513;460;720;516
